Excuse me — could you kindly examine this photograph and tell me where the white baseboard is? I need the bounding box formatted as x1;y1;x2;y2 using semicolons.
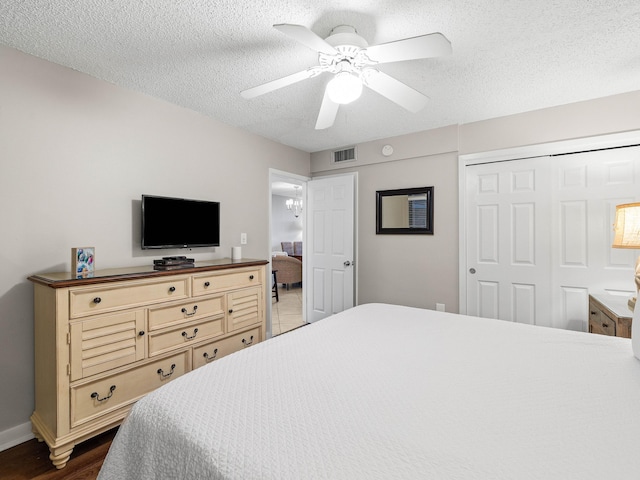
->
0;421;35;452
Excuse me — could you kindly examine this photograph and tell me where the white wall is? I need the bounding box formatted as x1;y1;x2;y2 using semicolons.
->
0;45;310;443
458;90;640;155
271;194;303;252
351;152;459;310
311;126;460;311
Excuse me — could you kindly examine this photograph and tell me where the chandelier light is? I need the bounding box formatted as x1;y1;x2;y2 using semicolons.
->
286;185;303;218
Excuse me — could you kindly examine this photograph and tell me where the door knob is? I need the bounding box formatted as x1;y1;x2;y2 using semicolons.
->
469;268;476;274
344;261;351;267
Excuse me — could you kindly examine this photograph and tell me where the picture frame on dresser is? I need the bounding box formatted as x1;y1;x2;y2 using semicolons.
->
71;247;95;279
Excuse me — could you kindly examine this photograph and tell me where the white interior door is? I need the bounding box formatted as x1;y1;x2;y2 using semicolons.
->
306;173;356;322
550;147;640;329
466;158;553;326
464;145;640;331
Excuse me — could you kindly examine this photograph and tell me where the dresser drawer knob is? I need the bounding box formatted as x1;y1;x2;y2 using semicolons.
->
204;281;210;287
157;364;176;378
168;286;176;293
91;385;116;402
228;309;233;314
602;323;609;328
182;328;199;340
138;330;145;336
181;305;198;317
93;297;102;304
203;348;219;362
249;275;254;280
242;335;254;347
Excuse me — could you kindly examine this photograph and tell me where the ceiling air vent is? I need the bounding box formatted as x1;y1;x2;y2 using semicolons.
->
332;147;356;164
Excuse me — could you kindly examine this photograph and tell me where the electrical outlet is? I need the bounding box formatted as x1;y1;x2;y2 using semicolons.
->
436;303;445;312
240;233;247;245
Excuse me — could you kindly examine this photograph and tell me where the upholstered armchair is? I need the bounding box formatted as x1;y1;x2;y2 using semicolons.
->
272;255;302;290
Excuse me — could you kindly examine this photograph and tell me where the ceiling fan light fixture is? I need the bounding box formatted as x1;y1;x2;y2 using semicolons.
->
244;24;452;130
326;72;362;104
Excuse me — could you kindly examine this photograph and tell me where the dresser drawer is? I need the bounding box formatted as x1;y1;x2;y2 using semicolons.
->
69;277;189;318
70;351;188;428
227;287;262;332
148;317;225;357
193;327;261;369
192;268;262;296
148;295;225;331
69;310;145;381
589;302;616;336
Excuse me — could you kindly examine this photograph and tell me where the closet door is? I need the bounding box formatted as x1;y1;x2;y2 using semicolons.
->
465;157;552;326
465;146;640;331
550;147;640;330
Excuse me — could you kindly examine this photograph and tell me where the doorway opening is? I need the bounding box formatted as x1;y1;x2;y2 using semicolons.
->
269;170;308;337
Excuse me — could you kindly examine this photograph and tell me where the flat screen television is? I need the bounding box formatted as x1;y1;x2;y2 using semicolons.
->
141;195;220;249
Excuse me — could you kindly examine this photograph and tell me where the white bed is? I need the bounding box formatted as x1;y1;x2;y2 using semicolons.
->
98;303;640;479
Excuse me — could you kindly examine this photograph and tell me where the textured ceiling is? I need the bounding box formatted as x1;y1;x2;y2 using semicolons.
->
1;1;639;153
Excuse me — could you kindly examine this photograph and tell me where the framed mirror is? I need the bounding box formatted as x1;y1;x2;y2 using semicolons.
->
376;186;434;234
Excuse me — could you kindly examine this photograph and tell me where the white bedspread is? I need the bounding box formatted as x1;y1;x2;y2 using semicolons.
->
98;303;640;479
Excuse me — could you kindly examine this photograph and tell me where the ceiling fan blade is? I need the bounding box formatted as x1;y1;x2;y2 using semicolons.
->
241;68;320;99
362;69;428;113
364;32;452;64
315;88;340;129
274;24;338;55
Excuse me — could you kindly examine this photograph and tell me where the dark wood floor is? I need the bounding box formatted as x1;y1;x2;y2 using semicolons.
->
0;428;117;480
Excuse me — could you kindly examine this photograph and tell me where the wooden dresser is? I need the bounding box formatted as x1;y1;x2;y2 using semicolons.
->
588;293;633;338
28;258;267;469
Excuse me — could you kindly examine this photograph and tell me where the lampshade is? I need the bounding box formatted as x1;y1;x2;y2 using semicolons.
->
326;72;363;104
612;202;640;248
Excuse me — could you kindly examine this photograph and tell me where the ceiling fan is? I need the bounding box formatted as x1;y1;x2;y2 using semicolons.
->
241;24;452;130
